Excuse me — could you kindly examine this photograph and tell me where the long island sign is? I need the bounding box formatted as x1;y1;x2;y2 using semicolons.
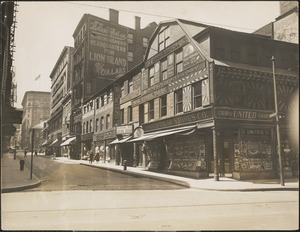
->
89;18;128;78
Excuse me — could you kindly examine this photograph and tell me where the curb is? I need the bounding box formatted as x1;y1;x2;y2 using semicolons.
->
2;179;42;193
80;163;190;188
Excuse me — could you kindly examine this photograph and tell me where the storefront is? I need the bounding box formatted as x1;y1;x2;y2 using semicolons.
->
81;132;93;159
93;128;116;163
60;136;76;158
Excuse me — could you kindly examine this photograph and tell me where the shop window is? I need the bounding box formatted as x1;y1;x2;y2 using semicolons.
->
175;89;183;114
175;49;183;74
148;100;154;120
128;106;132;123
160;95;167;117
106;114;110;129
158;27;170;52
128;78;133;93
120;109;124;124
149;66;155;86
100;117;104;131
193;81;202;109
143;37;148;47
161;58;168;81
128;33;133;44
232;81;244;107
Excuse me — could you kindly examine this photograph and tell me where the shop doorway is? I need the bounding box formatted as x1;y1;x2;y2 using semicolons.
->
220;138;233;177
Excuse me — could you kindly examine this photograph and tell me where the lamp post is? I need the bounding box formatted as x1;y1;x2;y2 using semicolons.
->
270;56;284;186
30;128;35;179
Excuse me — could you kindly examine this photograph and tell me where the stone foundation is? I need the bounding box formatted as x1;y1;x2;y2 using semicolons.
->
233;171;275;180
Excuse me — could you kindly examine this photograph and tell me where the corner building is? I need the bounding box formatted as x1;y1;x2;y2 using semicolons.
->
71;9;157;159
125;19;298;180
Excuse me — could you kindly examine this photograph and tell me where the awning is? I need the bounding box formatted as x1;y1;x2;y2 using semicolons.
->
49;139;62;147
60;137;76;146
128;125;196;142
110;136;132;145
41;140;51;147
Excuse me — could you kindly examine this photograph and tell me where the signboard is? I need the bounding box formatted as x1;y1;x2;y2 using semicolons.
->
214;108;272;121
3;109;23;124
143;107;213;132
116;125;133;135
89;18;128;79
183;43;204;70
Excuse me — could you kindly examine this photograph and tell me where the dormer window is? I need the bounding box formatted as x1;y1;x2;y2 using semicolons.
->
158;27;170;52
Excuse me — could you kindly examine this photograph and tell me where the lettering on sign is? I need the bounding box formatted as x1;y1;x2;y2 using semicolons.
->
143;108;213;131
215;108;272;121
116;125;133;135
89;19;128;78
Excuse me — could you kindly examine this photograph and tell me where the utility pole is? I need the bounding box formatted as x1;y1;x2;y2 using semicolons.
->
30;129;35;180
271;56;284;186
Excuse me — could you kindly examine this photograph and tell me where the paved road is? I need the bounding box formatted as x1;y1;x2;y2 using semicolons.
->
20;154;186;191
2;189;298;230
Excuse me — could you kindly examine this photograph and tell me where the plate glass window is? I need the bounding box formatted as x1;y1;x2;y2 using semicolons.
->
175;89;183;114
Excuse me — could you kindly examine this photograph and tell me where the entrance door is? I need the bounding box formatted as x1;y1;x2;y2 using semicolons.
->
220;138;232;176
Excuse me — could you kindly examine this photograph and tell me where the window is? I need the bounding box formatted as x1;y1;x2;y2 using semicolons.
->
175;50;183;74
161;59;168;80
108;89;113;103
139;104;144;124
120;109;124;124
175;89;183;114
121;82;125;97
96;118;99;132
149;66;155;86
247;44;257;65
232;82;244;107
160;95;167;117
193;82;202;109
101;95;104;106
128;106;132;123
106;114;110;129
128;52;133;62
143;37;148;47
214;39;225;60
230;42;241;62
128;33;133;44
83;122;85;134
90;119;93;132
148;100;154;120
158;27;170;51
100;117;104;131
86;121;89;133
128;78;133;93
96;98;99;109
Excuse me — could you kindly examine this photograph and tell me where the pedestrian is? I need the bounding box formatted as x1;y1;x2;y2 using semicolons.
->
95;146;100;163
24;149;27;158
89;149;94;164
34;149;38;157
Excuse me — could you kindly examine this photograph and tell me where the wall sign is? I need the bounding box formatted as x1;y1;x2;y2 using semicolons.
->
143;107;213;132
214;108;273;121
116;125;133;135
89;18;128;79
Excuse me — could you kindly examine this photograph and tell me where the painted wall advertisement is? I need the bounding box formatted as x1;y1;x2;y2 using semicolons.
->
89;19;128;79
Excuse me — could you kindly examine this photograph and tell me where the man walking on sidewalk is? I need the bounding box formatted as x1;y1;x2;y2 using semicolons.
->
24;149;27;158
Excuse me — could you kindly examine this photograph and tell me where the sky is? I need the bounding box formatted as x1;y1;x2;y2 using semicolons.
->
13;1;281;108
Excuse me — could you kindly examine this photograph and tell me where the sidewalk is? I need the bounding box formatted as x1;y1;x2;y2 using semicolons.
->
1;152;41;193
2;153;298;192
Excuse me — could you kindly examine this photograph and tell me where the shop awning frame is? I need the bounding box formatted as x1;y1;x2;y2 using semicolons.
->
49;139;62;147
128;125;196;142
110;136;132;145
60;137;76;146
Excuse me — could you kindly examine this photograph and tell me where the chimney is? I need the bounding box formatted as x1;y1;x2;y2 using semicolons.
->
135;16;141;30
109;9;119;24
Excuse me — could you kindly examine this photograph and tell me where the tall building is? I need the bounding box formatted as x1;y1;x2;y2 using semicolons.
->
71;9;157;158
21;91;51;149
47;46;74;156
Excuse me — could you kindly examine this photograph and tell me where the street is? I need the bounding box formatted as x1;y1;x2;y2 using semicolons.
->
20;153;186;191
2;189;298;230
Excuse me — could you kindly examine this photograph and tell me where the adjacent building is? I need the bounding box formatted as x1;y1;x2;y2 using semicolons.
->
71;9;157;159
47;46;74;157
21;91;51;149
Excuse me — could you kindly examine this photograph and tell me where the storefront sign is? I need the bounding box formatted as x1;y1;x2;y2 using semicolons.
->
89;18;128;79
81;132;93;141
241;129;270;135
93;129;116;141
116;125;133;135
143;108;213;132
214;108;272;121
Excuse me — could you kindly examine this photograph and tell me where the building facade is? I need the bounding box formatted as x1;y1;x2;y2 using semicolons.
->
21;91;51;149
48;46;74;157
71;9;157;159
